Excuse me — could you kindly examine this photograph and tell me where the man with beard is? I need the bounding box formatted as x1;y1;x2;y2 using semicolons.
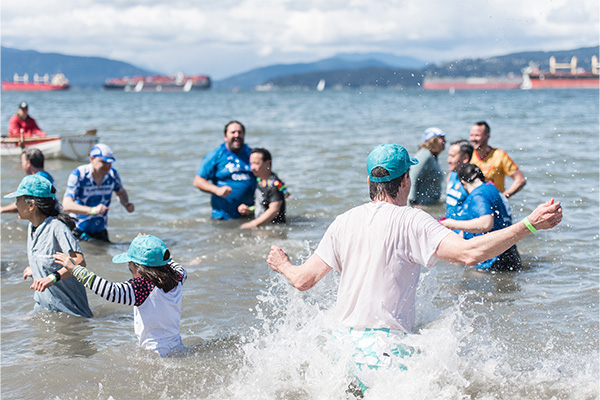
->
469;121;526;198
193;121;255;219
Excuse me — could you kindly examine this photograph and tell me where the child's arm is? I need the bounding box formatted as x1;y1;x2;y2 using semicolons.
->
29;251;84;292
52;252;143;306
169;261;188;284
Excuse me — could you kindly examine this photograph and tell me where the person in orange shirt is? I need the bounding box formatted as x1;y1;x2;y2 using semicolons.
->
8;102;47;138
469;121;526;198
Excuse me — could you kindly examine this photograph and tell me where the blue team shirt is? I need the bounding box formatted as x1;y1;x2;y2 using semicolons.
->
462;183;513;269
446;171;468;219
64;163;123;233
36;170;55;185
196;143;255;219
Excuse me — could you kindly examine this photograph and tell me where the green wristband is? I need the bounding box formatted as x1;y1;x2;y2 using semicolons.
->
522;217;537;233
46;273;57;283
90;206;96;215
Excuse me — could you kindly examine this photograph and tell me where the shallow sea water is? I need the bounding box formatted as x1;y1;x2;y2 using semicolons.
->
1;88;598;399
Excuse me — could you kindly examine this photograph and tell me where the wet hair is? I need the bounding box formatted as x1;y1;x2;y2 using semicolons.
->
224;120;245;135
458;163;486;184
250;148;272;162
22;148;45;169
23;192;77;231
368;166;408;201
132;249;180;292
451;139;474;160
418;136;445;152
474;121;490;135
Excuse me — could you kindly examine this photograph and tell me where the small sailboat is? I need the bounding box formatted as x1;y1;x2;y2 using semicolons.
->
316;79;326;91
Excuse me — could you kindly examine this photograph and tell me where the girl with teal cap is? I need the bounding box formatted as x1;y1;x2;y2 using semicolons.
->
4;174;92;317
52;234;187;356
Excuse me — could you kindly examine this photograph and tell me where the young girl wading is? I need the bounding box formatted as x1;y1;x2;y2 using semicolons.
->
5;174;92;318
52;235;187;356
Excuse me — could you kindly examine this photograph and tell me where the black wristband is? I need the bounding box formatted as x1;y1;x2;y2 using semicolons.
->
52;271;61;282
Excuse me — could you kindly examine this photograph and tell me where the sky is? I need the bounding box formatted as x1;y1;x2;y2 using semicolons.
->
2;0;599;80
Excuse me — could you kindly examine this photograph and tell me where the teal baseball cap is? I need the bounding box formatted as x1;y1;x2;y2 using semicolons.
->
112;235;172;267
367;143;419;183
4;174;56;199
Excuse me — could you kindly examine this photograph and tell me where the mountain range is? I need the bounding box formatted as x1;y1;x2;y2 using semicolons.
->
1;45;598;90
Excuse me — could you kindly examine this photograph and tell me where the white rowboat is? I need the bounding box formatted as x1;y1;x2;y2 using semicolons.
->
1;129;98;161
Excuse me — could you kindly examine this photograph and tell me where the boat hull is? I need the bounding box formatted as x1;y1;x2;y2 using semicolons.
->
1;130;98;161
104;74;211;92
525;74;599;89
423;77;522;90
1;82;70;92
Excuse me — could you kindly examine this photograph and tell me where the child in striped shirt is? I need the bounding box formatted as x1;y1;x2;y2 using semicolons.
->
53;234;187;356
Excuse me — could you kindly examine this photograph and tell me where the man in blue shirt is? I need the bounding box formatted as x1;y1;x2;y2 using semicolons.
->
62;144;135;241
1;148;55;213
193;121;255;219
445;139;473;220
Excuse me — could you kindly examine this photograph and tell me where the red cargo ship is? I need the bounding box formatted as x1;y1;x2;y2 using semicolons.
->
104;72;211;92
521;56;599;90
423;76;522;90
2;73;70;92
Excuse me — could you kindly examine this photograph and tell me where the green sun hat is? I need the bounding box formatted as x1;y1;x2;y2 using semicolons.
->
4;174;56;199
112;235;172;267
367;143;419;183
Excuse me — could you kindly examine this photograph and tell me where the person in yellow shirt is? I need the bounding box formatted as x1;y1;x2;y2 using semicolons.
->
469;121;526;198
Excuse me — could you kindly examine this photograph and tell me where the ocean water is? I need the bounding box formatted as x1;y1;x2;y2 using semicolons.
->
1;88;598;400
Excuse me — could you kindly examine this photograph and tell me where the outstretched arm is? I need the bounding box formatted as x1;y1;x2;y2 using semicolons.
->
267;246;332;291
29;251;84;292
52;252;138;306
436;198;562;265
441;214;494;233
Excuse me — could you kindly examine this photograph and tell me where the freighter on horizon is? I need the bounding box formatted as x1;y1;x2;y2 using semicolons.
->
2;73;70;92
103;72;211;92
521;56;599;90
423;55;599;91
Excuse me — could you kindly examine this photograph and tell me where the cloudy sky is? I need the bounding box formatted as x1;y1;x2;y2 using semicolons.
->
2;0;598;79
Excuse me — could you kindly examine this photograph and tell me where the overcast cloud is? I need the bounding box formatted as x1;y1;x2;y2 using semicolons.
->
2;0;598;79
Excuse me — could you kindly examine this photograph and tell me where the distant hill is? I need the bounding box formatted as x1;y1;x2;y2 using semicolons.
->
250;45;599;90
424;46;600;77
214;53;426;90
263;67;423;90
1;47;155;87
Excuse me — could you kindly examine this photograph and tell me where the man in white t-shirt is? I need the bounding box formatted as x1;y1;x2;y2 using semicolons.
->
267;143;562;393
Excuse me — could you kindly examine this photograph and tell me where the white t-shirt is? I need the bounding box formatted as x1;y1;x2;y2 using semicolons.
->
315;202;451;333
134;282;184;356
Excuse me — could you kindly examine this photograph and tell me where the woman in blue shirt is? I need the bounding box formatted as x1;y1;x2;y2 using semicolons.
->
441;163;521;271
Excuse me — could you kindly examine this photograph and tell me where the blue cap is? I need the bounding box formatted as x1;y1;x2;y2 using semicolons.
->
4;174;56;199
90;144;116;163
367;144;418;183
423;127;445;142
112;235;172;267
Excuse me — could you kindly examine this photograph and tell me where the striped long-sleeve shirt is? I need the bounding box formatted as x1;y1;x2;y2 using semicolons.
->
72;261;187;306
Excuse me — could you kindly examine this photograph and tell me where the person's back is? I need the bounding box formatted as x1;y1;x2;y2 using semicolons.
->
133;265;185;355
315;201;448;332
463;183;512;235
409;147;443;205
408;128;446;206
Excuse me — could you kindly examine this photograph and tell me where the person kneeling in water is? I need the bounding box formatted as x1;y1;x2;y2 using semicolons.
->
51;235;187;356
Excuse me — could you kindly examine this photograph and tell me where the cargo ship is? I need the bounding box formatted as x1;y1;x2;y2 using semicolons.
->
104;72;211;92
521;56;599;90
2;73;70;92
422;75;522;90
